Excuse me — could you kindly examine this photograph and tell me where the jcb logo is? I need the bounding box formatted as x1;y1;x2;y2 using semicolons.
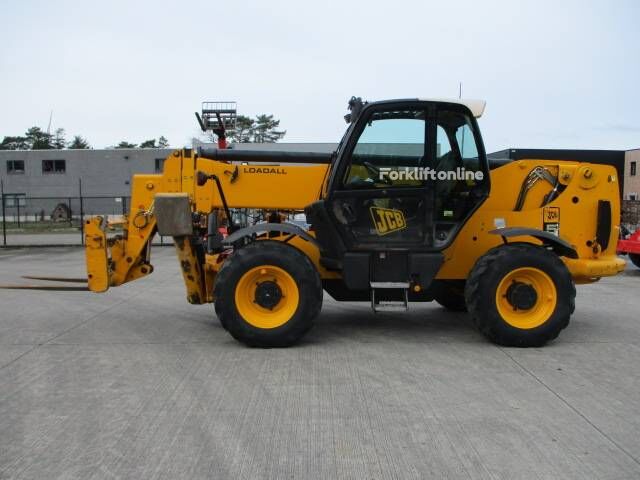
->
370;207;406;236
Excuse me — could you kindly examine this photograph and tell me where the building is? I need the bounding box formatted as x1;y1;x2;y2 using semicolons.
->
623;148;640;200
0;144;337;219
0;148;173;218
0;148;173;201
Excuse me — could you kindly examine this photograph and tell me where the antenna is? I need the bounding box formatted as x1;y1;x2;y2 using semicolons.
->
458;82;463;99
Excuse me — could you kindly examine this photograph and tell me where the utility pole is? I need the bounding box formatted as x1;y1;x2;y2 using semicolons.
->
46;110;53;136
1;179;6;247
79;178;84;245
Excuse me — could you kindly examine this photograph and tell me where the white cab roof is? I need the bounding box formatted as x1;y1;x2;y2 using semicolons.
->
418;98;487;118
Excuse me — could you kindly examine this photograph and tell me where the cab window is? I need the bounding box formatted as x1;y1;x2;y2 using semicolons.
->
343;110;426;188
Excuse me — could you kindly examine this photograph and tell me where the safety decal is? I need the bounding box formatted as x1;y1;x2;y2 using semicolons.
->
543;206;560;237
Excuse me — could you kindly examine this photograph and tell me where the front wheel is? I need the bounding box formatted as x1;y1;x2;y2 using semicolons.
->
214;301;227;330
214;241;323;347
629;253;640;269
465;244;575;347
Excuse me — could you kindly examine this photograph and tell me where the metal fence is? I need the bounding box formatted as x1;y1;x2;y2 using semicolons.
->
0;188;168;247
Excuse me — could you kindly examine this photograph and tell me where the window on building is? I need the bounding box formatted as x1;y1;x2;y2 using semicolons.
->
629;193;638;201
42;159;66;174
4;193;26;207
155;158;164;173
6;160;25;174
631;161;637;176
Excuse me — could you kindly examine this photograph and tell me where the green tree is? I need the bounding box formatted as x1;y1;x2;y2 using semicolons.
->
139;139;157;148
158;136;170;148
224;114;285;144
0;136;29;150
25;126;53;149
53;128;66;149
252;114;285;143
69;135;90;149
228;115;255;143
115;141;137;148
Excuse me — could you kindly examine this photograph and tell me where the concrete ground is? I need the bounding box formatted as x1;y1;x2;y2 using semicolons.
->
1;247;639;480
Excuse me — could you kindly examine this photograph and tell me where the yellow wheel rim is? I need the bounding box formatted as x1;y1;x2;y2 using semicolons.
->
234;265;299;329
496;267;557;330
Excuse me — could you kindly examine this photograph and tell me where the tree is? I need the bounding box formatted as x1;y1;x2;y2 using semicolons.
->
115;141;137;148
0;136;29;150
225;114;285;144
25;126;53;149
139;139;157;148
252;114;285;143
228;115;255;143
69;135;90;149
158;136;170;148
53;128;66;149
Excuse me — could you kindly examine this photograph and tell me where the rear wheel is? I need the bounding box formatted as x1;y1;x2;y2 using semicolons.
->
629;253;640;269
465;244;575;347
432;280;467;312
214;241;323;347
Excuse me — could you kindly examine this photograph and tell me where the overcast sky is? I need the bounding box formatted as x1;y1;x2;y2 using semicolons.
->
1;0;638;152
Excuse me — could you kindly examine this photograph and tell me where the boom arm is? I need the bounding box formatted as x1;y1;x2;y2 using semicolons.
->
84;148;331;297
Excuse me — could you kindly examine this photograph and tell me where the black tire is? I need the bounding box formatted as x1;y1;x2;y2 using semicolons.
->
465;244;575;347
214;241;323;347
629;253;640;269
213;301;227;330
432;280;467;312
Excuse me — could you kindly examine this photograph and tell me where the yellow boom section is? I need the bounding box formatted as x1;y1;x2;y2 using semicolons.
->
84;149;330;294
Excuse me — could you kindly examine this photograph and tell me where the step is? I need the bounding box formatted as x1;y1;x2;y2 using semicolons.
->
373;300;409;312
370;282;411;289
371;283;409;312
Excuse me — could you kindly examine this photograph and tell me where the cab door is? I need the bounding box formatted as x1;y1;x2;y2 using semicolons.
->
327;103;434;249
325;101;489;251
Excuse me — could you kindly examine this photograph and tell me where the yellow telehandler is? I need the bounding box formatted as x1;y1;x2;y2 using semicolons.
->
7;98;625;347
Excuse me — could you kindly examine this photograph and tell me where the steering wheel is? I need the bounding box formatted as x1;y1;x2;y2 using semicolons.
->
363;161;392;185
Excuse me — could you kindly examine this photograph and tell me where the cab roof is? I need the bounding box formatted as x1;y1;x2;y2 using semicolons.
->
368;98;487;118
418;98;486;118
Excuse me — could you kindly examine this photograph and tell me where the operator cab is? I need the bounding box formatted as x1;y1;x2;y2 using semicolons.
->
309;98;489;252
305;97;490;304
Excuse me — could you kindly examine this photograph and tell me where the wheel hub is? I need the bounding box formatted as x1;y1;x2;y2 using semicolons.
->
254;280;282;310
506;281;537;310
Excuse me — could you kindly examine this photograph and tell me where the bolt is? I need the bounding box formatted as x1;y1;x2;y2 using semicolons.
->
583;168;592;179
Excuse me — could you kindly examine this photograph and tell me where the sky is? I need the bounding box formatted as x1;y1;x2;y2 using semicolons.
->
0;0;639;152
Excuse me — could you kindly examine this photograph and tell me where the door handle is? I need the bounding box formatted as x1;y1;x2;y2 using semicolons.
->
341;202;357;223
